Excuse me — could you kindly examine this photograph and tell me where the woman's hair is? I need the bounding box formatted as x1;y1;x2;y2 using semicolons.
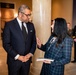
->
53;18;68;45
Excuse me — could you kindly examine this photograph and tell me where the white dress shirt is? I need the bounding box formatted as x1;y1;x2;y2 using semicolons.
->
16;17;28;33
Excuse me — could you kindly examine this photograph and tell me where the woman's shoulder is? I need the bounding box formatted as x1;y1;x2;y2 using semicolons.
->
64;35;73;42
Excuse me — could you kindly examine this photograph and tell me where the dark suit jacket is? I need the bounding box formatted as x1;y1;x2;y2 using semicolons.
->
2;18;36;70
73;25;76;36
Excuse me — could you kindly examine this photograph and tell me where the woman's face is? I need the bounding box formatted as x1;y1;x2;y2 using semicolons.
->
52;20;55;32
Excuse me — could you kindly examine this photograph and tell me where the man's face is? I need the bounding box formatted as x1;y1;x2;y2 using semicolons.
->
67;23;70;29
21;9;31;23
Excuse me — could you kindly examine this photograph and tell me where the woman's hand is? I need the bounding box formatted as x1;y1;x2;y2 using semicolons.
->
43;60;51;64
36;38;42;48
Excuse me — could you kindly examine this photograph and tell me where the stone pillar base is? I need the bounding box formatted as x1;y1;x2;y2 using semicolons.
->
29;63;42;75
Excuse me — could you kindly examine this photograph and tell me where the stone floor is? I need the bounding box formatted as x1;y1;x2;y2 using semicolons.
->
0;40;76;75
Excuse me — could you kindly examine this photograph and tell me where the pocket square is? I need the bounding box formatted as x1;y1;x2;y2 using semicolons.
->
30;30;33;32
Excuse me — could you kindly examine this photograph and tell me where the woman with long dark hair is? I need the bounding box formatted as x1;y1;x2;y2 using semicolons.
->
37;18;73;75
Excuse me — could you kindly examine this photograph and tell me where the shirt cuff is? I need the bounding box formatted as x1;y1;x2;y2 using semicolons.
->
15;54;20;60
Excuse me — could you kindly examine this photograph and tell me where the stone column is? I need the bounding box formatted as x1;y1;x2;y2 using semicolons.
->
0;10;1;40
30;0;51;75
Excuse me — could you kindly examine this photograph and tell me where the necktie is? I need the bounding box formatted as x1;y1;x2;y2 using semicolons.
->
22;22;27;41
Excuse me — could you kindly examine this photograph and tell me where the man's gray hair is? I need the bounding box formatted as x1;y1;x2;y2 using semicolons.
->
18;5;30;13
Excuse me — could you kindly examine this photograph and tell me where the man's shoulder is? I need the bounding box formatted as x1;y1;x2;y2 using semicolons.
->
27;22;34;25
74;25;76;28
74;25;76;27
5;18;17;28
7;18;16;23
26;22;35;28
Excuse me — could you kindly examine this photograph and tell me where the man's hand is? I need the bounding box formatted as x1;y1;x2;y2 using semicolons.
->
18;55;25;62
17;53;33;62
25;53;33;59
23;53;33;62
23;56;29;62
18;55;29;62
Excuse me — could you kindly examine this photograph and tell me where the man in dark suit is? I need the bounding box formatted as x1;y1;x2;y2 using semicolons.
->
71;25;76;63
2;5;36;75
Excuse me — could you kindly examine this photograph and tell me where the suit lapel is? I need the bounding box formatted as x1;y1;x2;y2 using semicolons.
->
13;19;24;41
26;23;30;38
47;37;57;51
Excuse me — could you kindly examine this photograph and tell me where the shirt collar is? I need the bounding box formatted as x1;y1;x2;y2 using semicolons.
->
16;17;28;33
16;17;22;28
